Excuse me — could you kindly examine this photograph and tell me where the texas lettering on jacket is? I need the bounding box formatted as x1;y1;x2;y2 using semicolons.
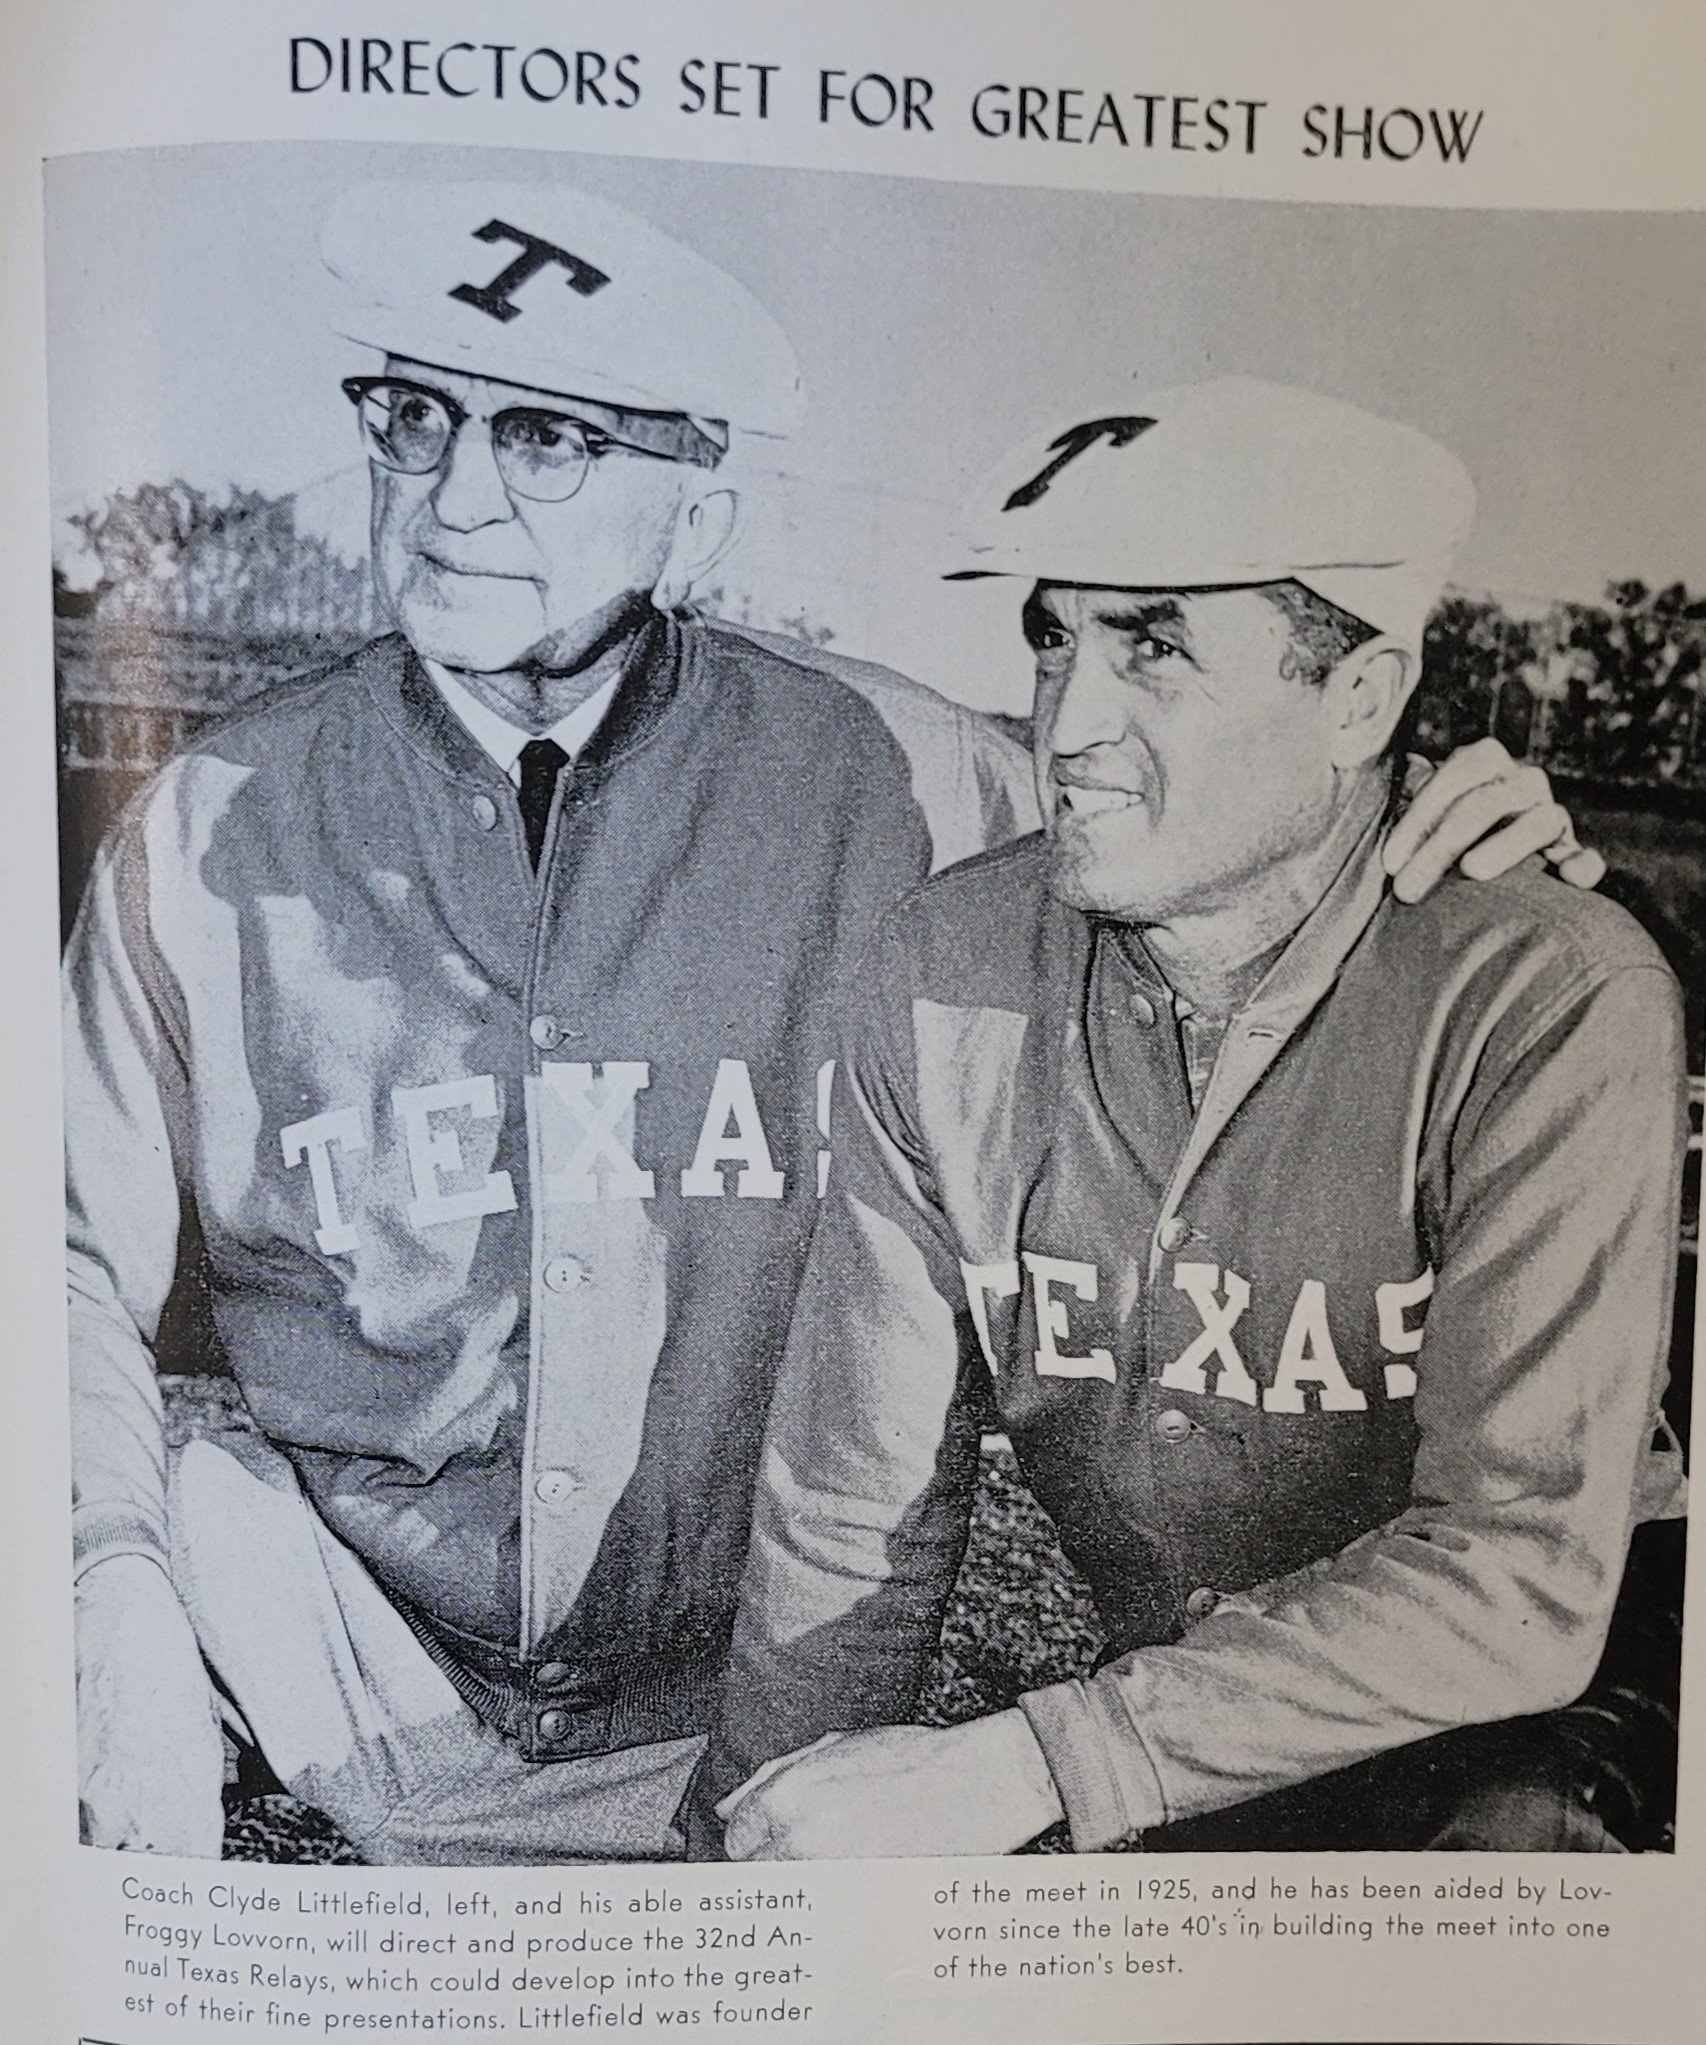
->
281;1051;1432;1415
962;1250;1435;1412
279;1055;836;1254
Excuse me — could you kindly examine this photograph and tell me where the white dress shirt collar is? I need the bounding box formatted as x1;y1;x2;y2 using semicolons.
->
426;660;621;784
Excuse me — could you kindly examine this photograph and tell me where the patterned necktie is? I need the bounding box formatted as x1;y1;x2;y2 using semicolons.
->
516;738;570;870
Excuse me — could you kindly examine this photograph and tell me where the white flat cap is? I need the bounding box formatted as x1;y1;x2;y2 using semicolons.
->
951;376;1476;646
322;180;802;439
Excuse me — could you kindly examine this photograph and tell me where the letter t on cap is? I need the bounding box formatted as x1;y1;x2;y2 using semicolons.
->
450;218;612;324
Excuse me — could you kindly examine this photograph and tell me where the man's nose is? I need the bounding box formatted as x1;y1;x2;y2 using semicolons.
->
429;420;515;533
1045;650;1129;760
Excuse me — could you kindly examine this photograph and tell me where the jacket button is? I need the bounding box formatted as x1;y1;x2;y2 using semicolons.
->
1131;994;1156;1027
1157;1214;1190;1253
535;1661;574;1691
530;1014;564;1050
1152;1407;1193;1445
469;794;498;831
1184;1586;1223;1622
534;1469;583;1505
537;1707;571;1743
543;1256;586;1293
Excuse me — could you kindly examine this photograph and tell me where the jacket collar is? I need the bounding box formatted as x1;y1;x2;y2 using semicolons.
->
362;612;690;792
1099;782;1401;1275
1104;778;1397;1032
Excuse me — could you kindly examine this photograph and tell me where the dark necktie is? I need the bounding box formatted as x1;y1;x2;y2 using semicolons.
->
516;738;570;870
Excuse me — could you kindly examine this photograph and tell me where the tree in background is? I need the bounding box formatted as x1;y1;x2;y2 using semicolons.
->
1414;580;1706;790
66;480;373;643
1541;582;1706;786
55;480;1706;790
1414;595;1540;758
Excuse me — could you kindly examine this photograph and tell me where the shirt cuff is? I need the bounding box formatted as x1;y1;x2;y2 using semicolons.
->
1020;1674;1166;1852
72;1504;171;1582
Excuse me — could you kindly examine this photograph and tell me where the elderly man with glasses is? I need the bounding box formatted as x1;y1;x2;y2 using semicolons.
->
65;188;1595;1867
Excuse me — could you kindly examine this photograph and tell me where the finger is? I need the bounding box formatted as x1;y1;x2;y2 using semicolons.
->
714;1734;845;1820
1538;814;1584;862
1551;844;1607;892
1456;802;1572;881
1382;737;1514;874
1389;775;1543;903
714;1754;799;1822
716;1783;754;1822
722;1798;777;1862
1397;753;1437;804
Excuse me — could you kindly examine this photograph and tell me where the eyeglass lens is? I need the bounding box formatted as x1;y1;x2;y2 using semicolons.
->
354;383;595;502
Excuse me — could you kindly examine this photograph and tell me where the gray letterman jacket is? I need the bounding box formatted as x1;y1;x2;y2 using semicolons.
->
64;615;1033;1761
712;812;1688;1845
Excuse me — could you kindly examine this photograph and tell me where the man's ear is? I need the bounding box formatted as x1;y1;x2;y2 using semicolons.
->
653;485;739;613
1324;638;1417;770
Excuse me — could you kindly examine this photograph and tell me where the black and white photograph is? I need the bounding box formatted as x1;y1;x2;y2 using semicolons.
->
50;140;1701;1869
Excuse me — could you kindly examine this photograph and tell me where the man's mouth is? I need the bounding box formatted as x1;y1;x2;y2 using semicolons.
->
1055;782;1145;817
413;550;534;584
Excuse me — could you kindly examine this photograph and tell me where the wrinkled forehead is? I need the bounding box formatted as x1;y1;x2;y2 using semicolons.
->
1031;580;1208;626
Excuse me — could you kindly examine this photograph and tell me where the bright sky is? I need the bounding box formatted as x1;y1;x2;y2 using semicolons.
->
45;140;1706;714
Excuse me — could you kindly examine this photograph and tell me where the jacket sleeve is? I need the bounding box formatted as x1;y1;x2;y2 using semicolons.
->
1018;960;1688;1849
63;817;187;1582
707;914;987;1804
